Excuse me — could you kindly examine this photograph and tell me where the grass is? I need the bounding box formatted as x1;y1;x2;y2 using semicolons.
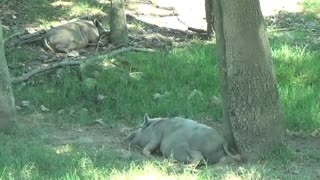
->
13;43;221;125
4;39;319;179
301;0;320;17
1;121;318;179
11;40;320;130
1;0;320;179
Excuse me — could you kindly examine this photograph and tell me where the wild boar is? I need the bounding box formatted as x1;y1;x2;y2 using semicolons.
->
126;114;240;164
44;19;109;52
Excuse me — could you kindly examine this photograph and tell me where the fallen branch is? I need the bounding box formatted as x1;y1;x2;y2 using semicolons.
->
11;47;155;84
11;60;82;84
16;29;47;46
176;13;207;34
19;30;47;41
187;27;207;34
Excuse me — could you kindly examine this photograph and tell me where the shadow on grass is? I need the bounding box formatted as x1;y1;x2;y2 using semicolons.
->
266;11;320;50
2;0;109;28
0;122;135;179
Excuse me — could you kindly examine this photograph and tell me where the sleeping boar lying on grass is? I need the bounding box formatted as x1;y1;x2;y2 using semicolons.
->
126;114;240;164
44;19;108;52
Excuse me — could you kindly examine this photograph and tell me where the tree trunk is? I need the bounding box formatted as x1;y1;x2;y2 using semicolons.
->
213;0;285;160
110;0;129;45
0;22;16;133
205;0;215;38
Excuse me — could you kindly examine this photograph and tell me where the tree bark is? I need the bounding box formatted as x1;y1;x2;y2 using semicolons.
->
0;22;16;133
205;0;215;38
110;0;129;45
214;0;285;160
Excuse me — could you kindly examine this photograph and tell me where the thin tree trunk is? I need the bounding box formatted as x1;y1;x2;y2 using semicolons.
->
110;0;129;45
205;0;215;38
213;0;238;152
214;0;285;160
0;22;16;133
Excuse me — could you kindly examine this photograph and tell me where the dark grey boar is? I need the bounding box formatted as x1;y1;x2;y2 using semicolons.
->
126;114;240;164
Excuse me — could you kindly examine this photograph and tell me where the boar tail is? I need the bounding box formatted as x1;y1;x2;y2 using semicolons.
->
222;143;242;162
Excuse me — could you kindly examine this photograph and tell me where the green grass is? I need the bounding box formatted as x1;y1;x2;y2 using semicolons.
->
301;0;320;17
13;43;221;125
2;0;320;179
1;122;318;179
11;39;320;130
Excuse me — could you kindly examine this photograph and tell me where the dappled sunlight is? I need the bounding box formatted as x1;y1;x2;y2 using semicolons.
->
301;0;320;16
54;144;72;154
129;72;144;80
126;0;206;30
260;0;302;16
108;161;268;180
69;3;106;17
109;162;196;180
51;1;74;8
101;58;118;68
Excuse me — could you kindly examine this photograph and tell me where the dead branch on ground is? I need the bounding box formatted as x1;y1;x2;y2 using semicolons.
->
16;30;47;46
11;47;156;84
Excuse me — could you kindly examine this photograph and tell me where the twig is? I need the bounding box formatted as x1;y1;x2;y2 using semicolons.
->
176;14;207;34
268;28;295;32
131;47;156;52
187;27;207;34
11;47;155;84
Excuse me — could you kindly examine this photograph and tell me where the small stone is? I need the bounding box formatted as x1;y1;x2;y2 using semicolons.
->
187;89;203;100
40;105;50;112
96;94;105;101
58;109;65;114
21;101;31;107
67;50;80;57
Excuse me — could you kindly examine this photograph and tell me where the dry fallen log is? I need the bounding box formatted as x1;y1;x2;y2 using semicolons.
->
11;47;155;84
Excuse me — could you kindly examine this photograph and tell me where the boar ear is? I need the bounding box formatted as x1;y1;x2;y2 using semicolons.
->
93;19;106;33
143;113;150;126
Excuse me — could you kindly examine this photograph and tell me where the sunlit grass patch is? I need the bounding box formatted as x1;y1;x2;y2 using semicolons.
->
272;44;320;130
69;2;106;17
301;0;320;17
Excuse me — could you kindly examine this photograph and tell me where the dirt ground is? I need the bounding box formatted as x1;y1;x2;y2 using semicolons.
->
2;0;320;167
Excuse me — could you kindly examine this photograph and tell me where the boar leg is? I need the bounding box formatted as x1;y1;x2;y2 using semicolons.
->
187;150;204;165
166;144;202;164
55;40;87;52
206;148;225;164
54;43;71;53
142;141;160;156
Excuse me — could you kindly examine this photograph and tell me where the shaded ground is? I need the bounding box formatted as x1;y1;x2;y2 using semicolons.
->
20;115;320;178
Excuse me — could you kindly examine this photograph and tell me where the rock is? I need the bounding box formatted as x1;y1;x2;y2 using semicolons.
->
40;105;50;112
21;101;31;107
67;50;80;57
